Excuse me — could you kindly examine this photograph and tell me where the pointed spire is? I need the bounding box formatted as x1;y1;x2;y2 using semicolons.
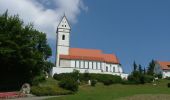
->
58;15;71;29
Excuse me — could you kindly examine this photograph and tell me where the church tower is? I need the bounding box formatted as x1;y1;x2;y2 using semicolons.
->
56;15;71;67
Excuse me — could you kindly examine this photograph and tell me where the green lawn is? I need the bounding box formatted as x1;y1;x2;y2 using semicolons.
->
46;79;170;100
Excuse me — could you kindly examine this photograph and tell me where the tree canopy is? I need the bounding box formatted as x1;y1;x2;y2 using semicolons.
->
0;11;53;90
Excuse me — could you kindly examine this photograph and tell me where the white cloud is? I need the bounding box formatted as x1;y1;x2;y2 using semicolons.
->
0;0;87;39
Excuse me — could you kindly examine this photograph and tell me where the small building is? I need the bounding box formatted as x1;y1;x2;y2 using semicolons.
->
52;15;128;79
154;61;170;78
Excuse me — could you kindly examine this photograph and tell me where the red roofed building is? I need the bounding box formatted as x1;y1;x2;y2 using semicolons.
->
154;61;170;78
52;16;128;79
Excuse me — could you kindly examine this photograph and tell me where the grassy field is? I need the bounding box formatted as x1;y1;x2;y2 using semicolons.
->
46;79;170;100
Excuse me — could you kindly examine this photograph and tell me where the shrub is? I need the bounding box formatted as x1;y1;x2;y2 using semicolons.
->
32;75;46;86
53;73;70;81
143;75;154;83
82;73;91;82
54;73;122;86
31;85;72;96
165;77;170;80
53;70;80;81
128;72;154;84
90;74;122;85
59;77;78;92
91;80;97;86
167;83;170;88
155;73;162;79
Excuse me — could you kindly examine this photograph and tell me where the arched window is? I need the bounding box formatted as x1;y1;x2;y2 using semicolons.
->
62;35;65;40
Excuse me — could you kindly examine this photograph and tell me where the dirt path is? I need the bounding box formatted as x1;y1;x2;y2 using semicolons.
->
6;96;58;100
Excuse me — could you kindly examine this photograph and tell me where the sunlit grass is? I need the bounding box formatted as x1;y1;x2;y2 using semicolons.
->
46;79;170;100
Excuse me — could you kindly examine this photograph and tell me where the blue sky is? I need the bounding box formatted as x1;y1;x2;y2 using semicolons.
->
0;0;170;73
68;0;170;73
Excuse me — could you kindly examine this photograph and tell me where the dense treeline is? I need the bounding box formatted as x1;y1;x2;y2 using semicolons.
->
128;60;160;84
0;11;53;91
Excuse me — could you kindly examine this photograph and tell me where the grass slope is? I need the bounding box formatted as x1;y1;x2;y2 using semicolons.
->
46;79;170;100
31;78;72;96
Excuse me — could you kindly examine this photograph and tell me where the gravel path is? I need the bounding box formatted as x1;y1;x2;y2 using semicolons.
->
6;96;58;100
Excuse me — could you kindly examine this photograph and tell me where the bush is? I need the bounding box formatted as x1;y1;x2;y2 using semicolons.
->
91;80;97;86
59;77;78;92
167;83;170;88
82;73;91;82
54;70;79;81
155;73;162;79
143;75;154;83
32;75;46;86
165;77;170;80
54;73;122;86
90;74;122;85
31;85;72;96
128;72;154;84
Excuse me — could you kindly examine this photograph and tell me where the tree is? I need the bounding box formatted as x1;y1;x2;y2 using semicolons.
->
143;68;146;74
139;64;143;74
0;11;53;90
133;61;138;71
147;60;155;76
128;62;154;84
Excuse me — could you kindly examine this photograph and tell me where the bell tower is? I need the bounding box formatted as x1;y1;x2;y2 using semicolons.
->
56;15;71;67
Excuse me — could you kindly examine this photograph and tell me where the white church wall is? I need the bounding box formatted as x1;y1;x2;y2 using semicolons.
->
85;61;88;68
101;62;105;72
80;60;84;68
97;62;101;69
59;59;71;67
57;32;70;47
89;61;92;69
57;46;69;55
70;60;75;67
162;71;170;78
94;62;97;69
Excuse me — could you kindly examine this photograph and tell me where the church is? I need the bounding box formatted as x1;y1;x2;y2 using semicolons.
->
52;16;128;79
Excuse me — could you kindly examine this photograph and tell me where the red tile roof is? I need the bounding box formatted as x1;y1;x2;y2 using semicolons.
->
156;61;170;70
60;48;120;64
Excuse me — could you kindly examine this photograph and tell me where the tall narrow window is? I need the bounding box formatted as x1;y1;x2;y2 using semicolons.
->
62;35;65;40
113;67;115;72
106;67;108;72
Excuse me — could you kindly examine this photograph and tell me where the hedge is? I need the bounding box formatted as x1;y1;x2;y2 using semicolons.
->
54;73;122;86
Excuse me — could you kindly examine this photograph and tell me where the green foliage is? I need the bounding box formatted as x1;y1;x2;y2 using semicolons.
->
147;60;155;76
167;83;170;88
128;71;154;84
82;72;91;82
31;85;72;96
143;75;154;83
91;80;97;87
133;61;138;71
54;73;122;86
32;74;46;86
46;79;170;100
155;73;163;79
58;77;78;92
0;11;53;90
53;70;80;81
128;61;155;84
31;78;72;96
